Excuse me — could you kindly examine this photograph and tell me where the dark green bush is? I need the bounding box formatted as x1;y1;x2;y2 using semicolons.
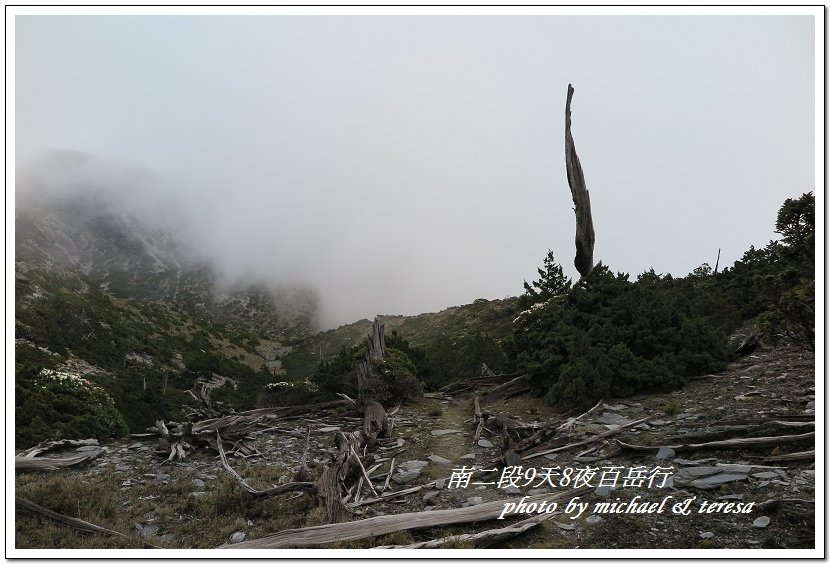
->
514;263;732;411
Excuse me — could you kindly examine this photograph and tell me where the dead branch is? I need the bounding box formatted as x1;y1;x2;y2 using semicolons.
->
217;431;314;497
480;374;530;405
523;416;653;461
376;511;556;549
763;450;815;463
219;487;592;549
616;431;815;454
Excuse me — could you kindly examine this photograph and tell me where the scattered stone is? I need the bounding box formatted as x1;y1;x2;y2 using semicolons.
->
477;439;494;448
392;470;421;484
398;460;429;473
528;488;548;496
717;494;745;501
752;471;780;480
136;524;158;539
431;429;462;437
503;450;521;467
190;492;207;499
595;485;614;498
699;532;715;539
603;403;627;412
434;479;445;490
422;491;440;504
115;464;130;472
460;453;476;460
466;496;484;506
673;466;749;490
650;420;670;426
598;412;632;426
753;516;771;528
656;447;676;462
574;456;599;463
585;515;603;525
229;531;246;543
76;445;104;452
192;478;206;489
428;455;451;465
556;522;576;531
501;486;521;495
543;454;558;461
673;458;701;466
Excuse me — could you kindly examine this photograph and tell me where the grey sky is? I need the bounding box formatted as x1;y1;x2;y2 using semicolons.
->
14;13;817;328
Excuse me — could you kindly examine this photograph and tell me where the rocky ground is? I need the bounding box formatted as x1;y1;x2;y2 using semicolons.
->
14;344;816;552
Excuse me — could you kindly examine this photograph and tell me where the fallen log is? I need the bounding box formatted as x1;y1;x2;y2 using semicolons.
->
763;450;815;463
219;487;592;549
15;450;105;472
19;438;99;458
616;431;815;454
481;374;530;405
16;497;129;539
523;417;652;461
376;511;555;549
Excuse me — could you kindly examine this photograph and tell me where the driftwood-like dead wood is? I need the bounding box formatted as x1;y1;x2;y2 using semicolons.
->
616;431;815;454
363;399;388;441
376;511;556;549
480;374;530;405
220;487;591;549
217;431;314;497
316;431;365;524
16;497;126;538
472;396;488;441
763;450;815;463
19;438;100;458
16;497;161;548
15;450;105;472
565;83;595;278
667;420;814;444
523;416;652;461
349;480;439;509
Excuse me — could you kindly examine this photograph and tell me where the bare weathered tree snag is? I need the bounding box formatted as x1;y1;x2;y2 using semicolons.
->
367;318;387;361
565;83;595;278
616;431;815;453
219;487;591;549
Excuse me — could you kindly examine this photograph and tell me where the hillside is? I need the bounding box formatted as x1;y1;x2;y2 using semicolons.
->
14;342;815;550
14;152;318;444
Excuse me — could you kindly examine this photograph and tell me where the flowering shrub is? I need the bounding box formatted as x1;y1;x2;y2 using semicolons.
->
259;379;320;407
16;367;129;446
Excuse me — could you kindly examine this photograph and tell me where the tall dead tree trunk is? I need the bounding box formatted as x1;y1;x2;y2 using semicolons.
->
367;318;386;361
565;84;595;278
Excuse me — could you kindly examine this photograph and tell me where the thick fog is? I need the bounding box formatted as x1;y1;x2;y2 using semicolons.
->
14;14;817;328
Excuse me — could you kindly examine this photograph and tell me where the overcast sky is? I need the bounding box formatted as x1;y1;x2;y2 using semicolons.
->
14;11;817;328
